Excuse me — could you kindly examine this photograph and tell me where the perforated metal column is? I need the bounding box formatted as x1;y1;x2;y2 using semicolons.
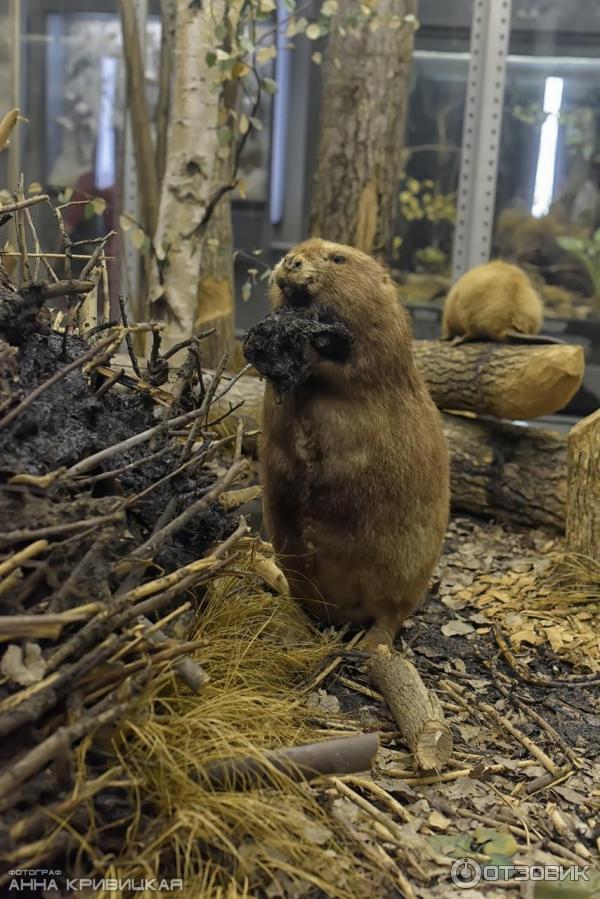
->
452;0;513;280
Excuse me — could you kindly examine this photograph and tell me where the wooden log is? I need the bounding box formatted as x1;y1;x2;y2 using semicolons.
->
216;339;584;422
368;647;452;771
443;413;566;531
566;409;600;560
201;733;380;790
209;375;568;531
413;340;584;420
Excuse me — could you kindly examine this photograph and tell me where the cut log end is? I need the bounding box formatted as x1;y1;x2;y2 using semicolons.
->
368;647;453;772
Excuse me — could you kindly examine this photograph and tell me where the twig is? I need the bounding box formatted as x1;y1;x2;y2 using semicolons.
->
487;654;582;770
94;367;125;399
14;176;31;281
0;693;131;808
0;539;48;579
441;679;560;776
65;403;214;476
0;604;102;641
202;733;379;789
0;194;49;215
0;332;118;430
129;458;248;561
80;230;116;280
180;352;229;462
37;279;95;300
117;294;142;377
0;511;125;548
494;623;600;687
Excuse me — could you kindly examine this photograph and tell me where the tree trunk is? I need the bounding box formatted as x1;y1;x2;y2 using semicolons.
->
444;413;566;531
195;73;238;368
566;409;600;560
150;0;226;347
207;373;567;531
413;340;584;420
310;2;417;256
156;0;176;184
119;0;159;237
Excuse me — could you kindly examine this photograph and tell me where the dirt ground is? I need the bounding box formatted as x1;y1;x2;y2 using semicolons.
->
303;513;600;898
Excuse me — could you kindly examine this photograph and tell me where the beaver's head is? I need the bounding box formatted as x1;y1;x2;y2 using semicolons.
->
270;238;414;384
272;238;396;318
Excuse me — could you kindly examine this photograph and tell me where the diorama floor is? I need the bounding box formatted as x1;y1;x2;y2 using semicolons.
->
303;511;600;898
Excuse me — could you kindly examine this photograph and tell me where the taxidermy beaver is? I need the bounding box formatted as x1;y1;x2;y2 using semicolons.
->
244;238;450;651
441;260;562;345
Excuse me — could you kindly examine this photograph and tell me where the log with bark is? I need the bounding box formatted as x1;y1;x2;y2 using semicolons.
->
208;372;568;531
566;409;600;561
310;0;417;256
413;340;584;420
368;648;453;771
218;339;583;422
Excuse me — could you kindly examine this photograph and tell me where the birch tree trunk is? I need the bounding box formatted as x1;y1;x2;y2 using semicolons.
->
195;68;238;367
151;0;226;348
310;1;418;256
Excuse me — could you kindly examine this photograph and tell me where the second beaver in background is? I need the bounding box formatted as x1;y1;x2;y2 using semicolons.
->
442;260;544;343
258;238;450;652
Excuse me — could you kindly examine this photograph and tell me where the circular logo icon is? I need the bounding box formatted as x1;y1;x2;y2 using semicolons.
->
451;858;482;889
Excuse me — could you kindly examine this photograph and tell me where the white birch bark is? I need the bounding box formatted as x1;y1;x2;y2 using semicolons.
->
151;0;226;344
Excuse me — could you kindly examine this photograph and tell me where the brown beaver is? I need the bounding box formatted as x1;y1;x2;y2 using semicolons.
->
258;238;450;651
442;260;546;344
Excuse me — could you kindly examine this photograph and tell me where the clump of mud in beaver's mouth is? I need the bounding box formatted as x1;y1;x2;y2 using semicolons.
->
243;304;354;396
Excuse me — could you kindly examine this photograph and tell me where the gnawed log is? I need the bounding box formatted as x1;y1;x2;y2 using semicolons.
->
566;409;600;561
413;340;583;419
444;413;566;531
368;647;452;771
213;338;584;424
202;733;380;790
209;374;567;531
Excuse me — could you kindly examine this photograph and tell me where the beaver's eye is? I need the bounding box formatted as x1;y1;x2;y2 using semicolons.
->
330;253;346;264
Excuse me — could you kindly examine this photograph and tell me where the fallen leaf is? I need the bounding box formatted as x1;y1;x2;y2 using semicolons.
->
442;620;475;637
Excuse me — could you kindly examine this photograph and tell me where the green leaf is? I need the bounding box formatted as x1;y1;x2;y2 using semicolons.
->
261;77;278;94
473;827;517;857
249;116;263;131
130;227;146;250
283;0;295;11
534;871;600;899
256;45;277;64
556;235;584;253
214;23;227;41
593;228;600;244
218;125;233;146
92;197;106;215
205;51;217;67
426;833;473;860
84;201;95;220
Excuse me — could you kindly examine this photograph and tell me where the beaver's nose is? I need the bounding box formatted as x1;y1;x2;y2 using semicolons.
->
283;254;303;272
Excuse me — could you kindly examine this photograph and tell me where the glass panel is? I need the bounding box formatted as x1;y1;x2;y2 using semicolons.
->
0;2;163;315
495;2;600;324
392;1;472;309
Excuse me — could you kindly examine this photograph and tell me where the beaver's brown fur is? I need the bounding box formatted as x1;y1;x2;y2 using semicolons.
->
260;238;450;650
442;260;543;343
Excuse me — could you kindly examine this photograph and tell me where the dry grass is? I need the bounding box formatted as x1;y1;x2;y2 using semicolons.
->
64;558;392;898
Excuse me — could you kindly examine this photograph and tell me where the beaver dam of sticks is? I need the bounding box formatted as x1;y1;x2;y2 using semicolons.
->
0;270;600;893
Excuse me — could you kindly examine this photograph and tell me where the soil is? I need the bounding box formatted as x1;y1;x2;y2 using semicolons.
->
242;304;354;395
